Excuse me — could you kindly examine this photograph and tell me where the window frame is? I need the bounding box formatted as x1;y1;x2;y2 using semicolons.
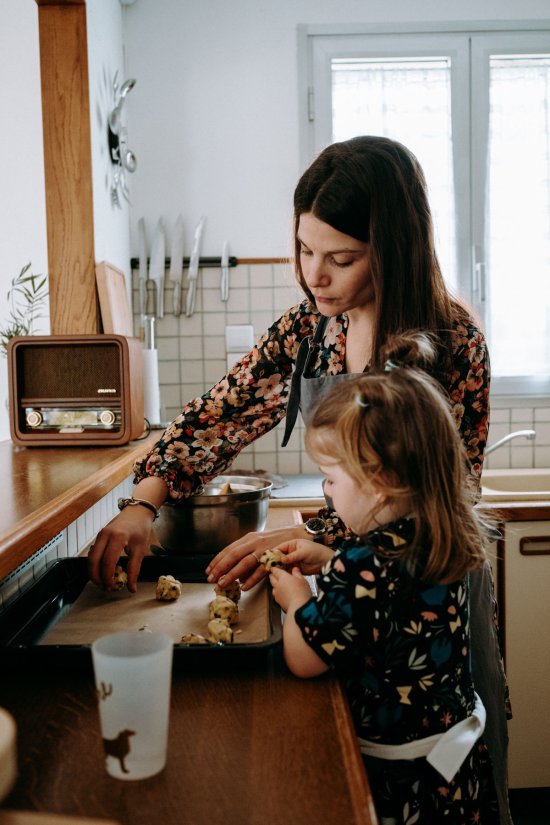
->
298;20;550;398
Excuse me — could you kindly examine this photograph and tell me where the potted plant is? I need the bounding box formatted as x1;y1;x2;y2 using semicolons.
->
0;263;48;356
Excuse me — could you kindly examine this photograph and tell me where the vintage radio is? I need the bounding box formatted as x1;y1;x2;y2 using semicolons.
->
7;334;144;446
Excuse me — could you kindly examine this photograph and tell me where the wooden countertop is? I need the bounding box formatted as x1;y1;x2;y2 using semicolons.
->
0;434;161;580
0;651;376;825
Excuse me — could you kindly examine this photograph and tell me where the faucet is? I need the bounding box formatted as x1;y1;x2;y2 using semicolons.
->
485;429;536;456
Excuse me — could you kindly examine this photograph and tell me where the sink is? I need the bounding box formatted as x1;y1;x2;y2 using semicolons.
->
481;468;550;501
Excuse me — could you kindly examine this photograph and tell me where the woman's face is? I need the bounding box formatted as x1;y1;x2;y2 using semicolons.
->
297;212;374;316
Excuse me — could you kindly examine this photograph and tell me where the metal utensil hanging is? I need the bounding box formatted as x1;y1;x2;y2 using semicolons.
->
220;239;230;302
185;216;206;317
169;214;185;316
149;218;166;319
137;217;148;317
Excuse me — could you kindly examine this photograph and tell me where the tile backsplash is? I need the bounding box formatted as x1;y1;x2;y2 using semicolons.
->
133;260;550;476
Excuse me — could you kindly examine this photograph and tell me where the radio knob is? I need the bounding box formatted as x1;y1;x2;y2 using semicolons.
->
99;410;116;426
26;410;43;428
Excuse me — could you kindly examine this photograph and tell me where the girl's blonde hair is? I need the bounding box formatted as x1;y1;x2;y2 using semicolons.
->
305;332;488;584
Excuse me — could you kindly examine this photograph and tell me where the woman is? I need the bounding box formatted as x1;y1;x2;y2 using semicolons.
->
88;136;512;823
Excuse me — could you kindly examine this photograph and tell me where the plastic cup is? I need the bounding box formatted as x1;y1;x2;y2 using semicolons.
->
91;631;173;780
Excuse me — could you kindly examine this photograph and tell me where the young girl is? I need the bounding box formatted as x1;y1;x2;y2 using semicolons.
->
269;333;500;824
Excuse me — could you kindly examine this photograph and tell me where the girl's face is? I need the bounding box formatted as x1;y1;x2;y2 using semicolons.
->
318;458;382;536
297;212;374;316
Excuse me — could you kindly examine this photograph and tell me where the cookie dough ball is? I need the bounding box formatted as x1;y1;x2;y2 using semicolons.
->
207;618;233;644
259;548;285;570
180;633;211;645
208;595;239;626
156;574;182;601
214;580;241;604
112;565;128;591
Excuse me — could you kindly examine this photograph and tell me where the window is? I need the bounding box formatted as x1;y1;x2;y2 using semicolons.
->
300;24;550;395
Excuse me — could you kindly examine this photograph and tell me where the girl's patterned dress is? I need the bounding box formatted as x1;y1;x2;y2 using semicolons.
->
294;517;499;825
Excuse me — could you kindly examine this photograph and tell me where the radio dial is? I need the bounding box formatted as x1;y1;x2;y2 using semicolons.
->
26;410;43;428
99;410;116;426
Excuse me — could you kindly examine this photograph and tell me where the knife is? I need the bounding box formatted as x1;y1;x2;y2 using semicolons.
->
149;217;166;319
137;217;148;317
185;215;206;317
169;214;185;316
220;239;229;302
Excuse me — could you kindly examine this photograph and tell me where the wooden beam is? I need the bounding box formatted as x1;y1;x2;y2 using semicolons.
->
36;0;99;334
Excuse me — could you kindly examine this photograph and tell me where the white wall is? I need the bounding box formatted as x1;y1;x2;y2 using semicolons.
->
0;1;48;441
122;0;550;260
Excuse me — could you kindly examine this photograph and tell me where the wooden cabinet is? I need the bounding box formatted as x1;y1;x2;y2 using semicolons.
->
501;519;550;788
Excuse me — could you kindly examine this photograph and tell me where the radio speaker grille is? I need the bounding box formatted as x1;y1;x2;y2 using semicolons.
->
17;342;122;399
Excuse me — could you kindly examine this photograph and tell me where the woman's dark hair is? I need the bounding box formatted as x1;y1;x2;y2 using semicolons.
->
293;136;465;370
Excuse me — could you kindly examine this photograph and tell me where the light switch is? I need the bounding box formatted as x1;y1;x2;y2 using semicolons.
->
225;324;254;352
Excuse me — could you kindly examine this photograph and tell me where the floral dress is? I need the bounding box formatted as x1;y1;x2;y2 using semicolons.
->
134;298;489;503
294;517;499;825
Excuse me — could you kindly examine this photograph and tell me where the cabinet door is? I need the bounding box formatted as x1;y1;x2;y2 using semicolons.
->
504;520;550;788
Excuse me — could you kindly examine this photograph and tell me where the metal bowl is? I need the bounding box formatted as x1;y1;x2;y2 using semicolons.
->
154;475;273;555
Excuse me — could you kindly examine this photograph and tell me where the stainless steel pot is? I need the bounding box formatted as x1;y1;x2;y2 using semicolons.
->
154;475;273;555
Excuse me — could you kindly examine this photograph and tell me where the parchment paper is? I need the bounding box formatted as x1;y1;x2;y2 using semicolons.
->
40;580;271;646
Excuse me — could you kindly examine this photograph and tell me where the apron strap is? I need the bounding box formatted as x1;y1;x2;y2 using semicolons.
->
280;315;328;447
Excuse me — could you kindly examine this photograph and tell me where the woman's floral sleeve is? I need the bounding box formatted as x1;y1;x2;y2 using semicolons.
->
133;302;315;500
447;321;491;492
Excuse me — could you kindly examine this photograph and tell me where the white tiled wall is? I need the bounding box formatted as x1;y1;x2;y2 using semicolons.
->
484;404;550;470
0;476;133;608
133;262;550;476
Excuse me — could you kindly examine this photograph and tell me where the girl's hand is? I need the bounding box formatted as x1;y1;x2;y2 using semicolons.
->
269;566;312;613
275;538;334;576
205;525;309;591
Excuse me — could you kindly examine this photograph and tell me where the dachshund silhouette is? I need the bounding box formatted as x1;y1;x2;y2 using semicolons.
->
102;728;135;773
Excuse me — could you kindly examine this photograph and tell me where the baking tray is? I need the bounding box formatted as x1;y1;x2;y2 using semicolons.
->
0;556;282;670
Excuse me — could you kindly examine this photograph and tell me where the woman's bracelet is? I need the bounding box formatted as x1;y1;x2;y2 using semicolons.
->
117;497;160;521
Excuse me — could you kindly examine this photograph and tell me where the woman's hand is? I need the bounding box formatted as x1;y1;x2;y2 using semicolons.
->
269;566;312;614
87;508;154;592
274;538;334;576
88;477;168;592
205;524;309;591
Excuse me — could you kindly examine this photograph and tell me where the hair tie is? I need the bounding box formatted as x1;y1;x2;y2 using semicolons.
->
384;358;399;372
355;394;370;409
